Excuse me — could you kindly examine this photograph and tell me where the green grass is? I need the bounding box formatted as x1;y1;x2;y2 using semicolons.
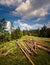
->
32;36;50;46
0;35;50;65
19;35;50;46
19;35;50;65
31;48;50;65
0;40;31;65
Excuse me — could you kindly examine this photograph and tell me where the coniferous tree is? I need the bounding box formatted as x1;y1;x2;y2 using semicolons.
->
39;24;47;37
11;26;23;39
0;18;6;30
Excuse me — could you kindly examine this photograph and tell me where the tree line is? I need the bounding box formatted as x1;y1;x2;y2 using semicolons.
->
0;18;50;43
23;24;50;37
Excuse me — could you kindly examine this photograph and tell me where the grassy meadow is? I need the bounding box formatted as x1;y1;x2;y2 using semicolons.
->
0;36;50;65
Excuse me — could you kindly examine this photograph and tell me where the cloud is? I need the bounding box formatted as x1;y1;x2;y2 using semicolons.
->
6;21;12;32
14;19;50;30
23;8;48;19
12;0;30;16
0;0;50;20
46;21;50;28
0;0;22;6
35;18;41;22
6;21;11;29
13;0;50;19
32;21;50;29
16;0;30;12
32;23;43;29
34;17;45;22
18;20;32;30
14;20;32;30
14;19;44;30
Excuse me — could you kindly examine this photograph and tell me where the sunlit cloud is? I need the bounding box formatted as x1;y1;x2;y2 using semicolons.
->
13;0;50;19
6;21;12;33
0;0;22;6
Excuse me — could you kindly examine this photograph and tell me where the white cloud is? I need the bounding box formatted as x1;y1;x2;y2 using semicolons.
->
32;21;50;29
13;0;50;19
6;21;11;29
6;21;12;33
35;18;41;22
18;22;43;30
14;19;50;30
16;0;30;12
12;0;30;16
23;8;48;19
6;20;50;31
0;0;50;19
0;0;22;6
18;20;32;30
32;23;43;29
14;20;32;30
14;19;44;30
46;21;50;28
34;17;45;22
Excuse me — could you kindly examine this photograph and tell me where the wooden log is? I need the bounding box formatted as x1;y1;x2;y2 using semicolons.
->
24;40;38;56
31;40;50;53
37;45;50;53
24;40;50;53
16;41;35;65
2;49;12;56
21;43;32;54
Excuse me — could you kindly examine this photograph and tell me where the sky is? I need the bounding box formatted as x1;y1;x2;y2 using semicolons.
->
0;0;50;30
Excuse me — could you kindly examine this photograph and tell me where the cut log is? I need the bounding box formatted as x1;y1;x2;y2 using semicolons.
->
16;41;35;65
